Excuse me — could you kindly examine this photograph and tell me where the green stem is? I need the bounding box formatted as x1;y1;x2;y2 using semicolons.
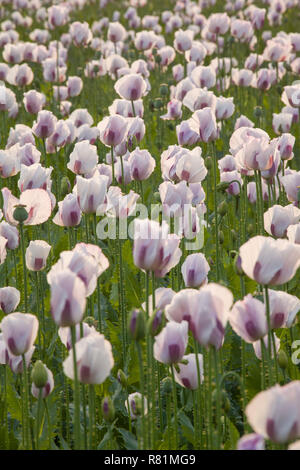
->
170;365;179;450
36;388;43;450
70;325;81;449
19;223;28;312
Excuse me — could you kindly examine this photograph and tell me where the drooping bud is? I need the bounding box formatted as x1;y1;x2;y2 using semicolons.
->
117;369;128;388
277;350;288;369
147;309;165;337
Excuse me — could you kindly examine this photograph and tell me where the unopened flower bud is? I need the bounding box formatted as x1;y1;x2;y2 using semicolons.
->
254;106;263;118
31;360;48;389
217;182;230;192
147;309;164;337
153;98;163;109
159;83;169;97
161;376;173;395
277;350;288;370
60;176;71;198
128;309;146;341
218;201;228;216
117;369;128;388
102;396;115;422
247;223;255;235
234;254;243;276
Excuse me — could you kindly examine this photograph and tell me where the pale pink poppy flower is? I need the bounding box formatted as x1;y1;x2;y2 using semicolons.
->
16;143;40;167
1;188;52;226
106;54;128;77
159;180;193;217
3;43;24;63
172;64;184;82
32;110;57;139
49;269;86;327
185;42;207;65
230;127;269;156
134;31;156;50
289;441;300;450
272;112;293;134
67;140;98;176
175;147;207;184
6;125;34;149
183;88;216;112
174;29;194;52
69;109;93;128
174;353;204;389
237;433;265;450
231;19;253;42
8;346;35;374
290;57;300;74
75;173;108;214
48;5;69;28
281;84;300;107
69;21;92;47
53;194;82;228
0;312;38;356
234;115;254;130
173;77;196;101
98;115;128;147
244;53;264;71
282;106;299;125
161;99;182;120
239;235;300;285
191;65;216;89
281;171;300;203
25;240;51;271
253;334;280;360
154;321;188;365
232;68;254;87
176;120;200;146
268;289;300;328
253;68;273;90
128;147;155;181
215;96;235;120
76;125;99;145
103;186;139;219
133;218;181;277
67;76;83;97
107;21;126;43
0;286;20;313
114;73;147;101
109;99;144;118
42;58;67;83
246;381;300;444
287;223;300;245
264;204;300;238
63;333;114;385
53;86;68;102
207;12;230;35
6;64;33;87
0;147;20;178
264;37;291;62
157;46;176;67
18;163;52;192
221;170;242;196
218;155;236;172
142;287;175;316
0;235;7;264
59;322;97;351
0;221;19;250
181;253;210;288
126;116;145;144
229;294;267;343
0;63;9;80
190;107;218;143
115;157;132;186
23;90;45;114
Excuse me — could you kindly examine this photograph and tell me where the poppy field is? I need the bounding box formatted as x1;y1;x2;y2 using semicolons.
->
1;0;300;452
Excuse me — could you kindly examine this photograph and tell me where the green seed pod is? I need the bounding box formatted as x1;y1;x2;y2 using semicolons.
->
117;369;128;388
127;309;146;342
277;350;288;370
13;204;28;223
102;396;115;422
218;201;228;216
31;361;48;389
254;106;263;118
60;176;71;197
153;191;161;203
153;97;163;109
159;83;169;97
155;54;162;64
85;316;98;328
